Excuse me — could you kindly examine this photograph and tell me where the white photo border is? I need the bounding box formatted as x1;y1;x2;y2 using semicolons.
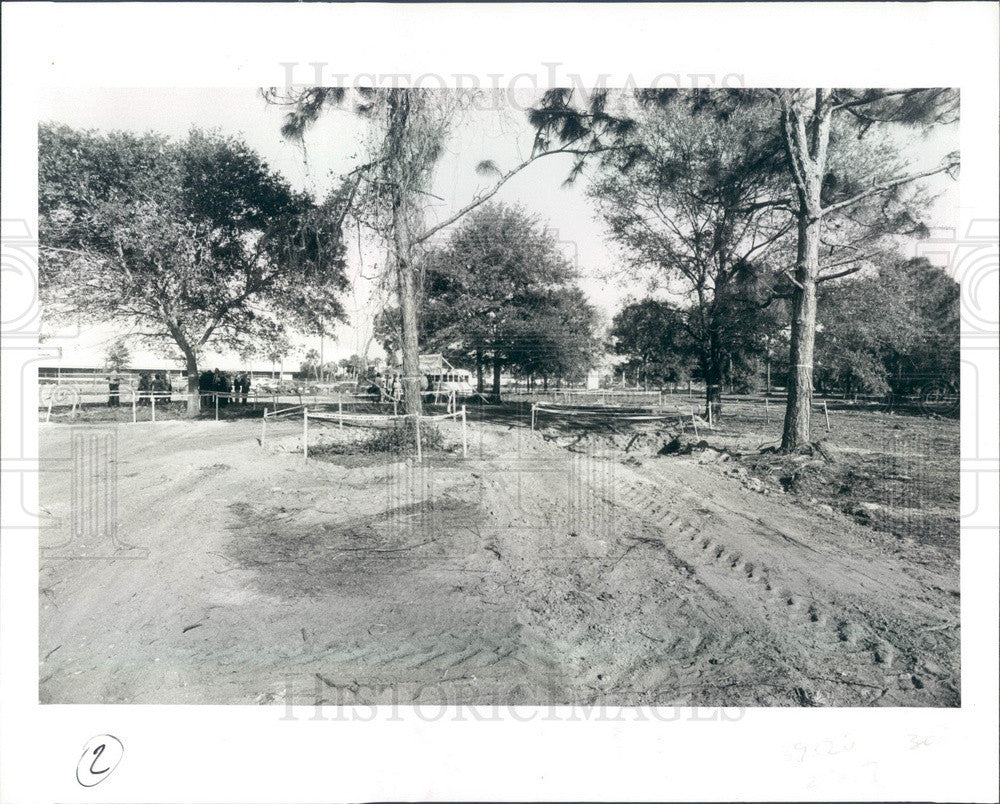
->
2;2;997;802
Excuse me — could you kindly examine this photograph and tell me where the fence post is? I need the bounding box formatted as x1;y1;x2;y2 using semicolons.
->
46;392;54;424
151;395;156;423
414;414;422;463
132;393;137;423
214;394;219;421
338;398;343;429
461;405;468;458
764;396;770;425
823;400;831;433
692;408;699;438
303;407;308;459
530;403;536;431
261;407;268;447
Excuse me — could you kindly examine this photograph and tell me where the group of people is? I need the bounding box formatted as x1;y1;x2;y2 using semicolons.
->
103;369;255;408
138;373;172;405
198;369;253;405
368;372;403;403
106;373;171;407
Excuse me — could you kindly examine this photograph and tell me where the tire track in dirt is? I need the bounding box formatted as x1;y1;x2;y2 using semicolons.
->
465;451;813;705
602;460;959;705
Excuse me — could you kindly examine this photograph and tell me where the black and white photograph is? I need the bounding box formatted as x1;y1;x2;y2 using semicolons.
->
34;84;964;708
2;2;997;802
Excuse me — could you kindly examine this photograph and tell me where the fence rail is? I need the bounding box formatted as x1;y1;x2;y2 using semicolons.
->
39;386;466;422
529;396;839;436
263;404;469;461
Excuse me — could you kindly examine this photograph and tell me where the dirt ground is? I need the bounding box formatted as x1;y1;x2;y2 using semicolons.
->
38;401;960;707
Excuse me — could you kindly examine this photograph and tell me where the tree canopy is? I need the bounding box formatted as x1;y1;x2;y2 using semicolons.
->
588;94;790;415
529;88;958;442
39;123;350;410
376;203;601;396
814;257;959;400
609;298;695;387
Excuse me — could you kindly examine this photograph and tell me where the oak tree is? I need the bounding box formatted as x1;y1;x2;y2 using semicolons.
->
39;124;350;413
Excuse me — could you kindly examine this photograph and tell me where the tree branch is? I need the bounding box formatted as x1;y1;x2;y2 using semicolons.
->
816;265;865;284
820;160;959;217
414;139;611;245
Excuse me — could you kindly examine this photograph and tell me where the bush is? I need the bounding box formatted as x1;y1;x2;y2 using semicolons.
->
310;419;445;460
362;419;444;454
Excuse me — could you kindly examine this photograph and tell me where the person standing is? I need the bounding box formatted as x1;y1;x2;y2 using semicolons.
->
137;372;151;406
151;373;168;404
198;370;212;408
219;371;232;408
211;369;222;409
107;376;120;407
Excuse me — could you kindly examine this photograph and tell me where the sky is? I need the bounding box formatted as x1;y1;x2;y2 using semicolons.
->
38;87;959;372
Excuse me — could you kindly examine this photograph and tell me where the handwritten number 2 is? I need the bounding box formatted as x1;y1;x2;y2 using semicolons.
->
77;734;123;788
90;744;110;776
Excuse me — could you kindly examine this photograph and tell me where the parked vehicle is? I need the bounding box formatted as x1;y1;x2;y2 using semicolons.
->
425;368;475;396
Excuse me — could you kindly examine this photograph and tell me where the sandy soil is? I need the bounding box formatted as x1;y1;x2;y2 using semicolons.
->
38;407;960;706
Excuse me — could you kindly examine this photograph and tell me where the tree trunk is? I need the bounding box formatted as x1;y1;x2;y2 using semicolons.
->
395;252;423;416
781;212;821;450
492;352;502;400
182;348;200;417
704;328;724;420
779;88;830;451
476;347;484;393
387;90;423;417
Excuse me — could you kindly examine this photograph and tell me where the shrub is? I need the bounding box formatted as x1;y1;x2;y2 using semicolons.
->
362;419;444;454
